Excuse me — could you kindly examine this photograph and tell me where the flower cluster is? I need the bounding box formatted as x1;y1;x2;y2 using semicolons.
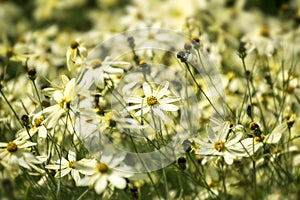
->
1;0;300;199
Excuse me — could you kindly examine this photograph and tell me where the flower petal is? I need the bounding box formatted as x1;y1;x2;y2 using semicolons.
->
143;82;152;97
108;174;127;189
94;175;108;194
156;82;169;99
159;104;179;111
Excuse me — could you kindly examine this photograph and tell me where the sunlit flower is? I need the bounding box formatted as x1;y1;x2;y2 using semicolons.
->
66;38;87;71
124;81;180;121
42;75;77;128
78;154;130;194
197;121;245;165
45;150;93;184
78;58;128;89
240;122;287;156
0;138;41;169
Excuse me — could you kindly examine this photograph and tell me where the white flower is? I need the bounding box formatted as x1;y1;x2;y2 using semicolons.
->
124;82;180;121
42;75;77;128
66;38;87;71
45;150;93;184
240;122;287;156
16;114;47;140
78;58;128;89
78;154;130;194
0;138;40;169
197;121;245;165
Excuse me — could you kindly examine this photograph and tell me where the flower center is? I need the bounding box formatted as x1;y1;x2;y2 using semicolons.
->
97;162;109;173
214;141;225;152
59;98;71;109
254;134;265;143
7;142;18;153
147;96;158;106
68;161;75;169
34;116;44;127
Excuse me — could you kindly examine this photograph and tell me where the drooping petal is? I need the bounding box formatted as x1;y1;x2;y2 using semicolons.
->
153;108;166;121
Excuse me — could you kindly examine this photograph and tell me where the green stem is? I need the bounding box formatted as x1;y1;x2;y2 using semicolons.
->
0;90;22;126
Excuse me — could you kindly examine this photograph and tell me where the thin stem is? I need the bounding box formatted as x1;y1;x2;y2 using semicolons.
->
0;90;23;126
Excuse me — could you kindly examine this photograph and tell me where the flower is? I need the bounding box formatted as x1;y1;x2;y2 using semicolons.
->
66;38;87;71
240;122;287;156
78;58;128;89
42;75;77;128
124;81;180;121
45;150;93;184
77;153;130;194
197;121;245;165
0;138;41;169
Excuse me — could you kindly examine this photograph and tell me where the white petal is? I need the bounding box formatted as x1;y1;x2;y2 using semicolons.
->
103;66;123;74
64;79;75;99
108;174;127;189
53;91;63;103
159;98;180;104
55;168;71;178
159;104;179;111
94;176;108;194
156;82;169;99
68;150;76;161
71;170;81;184
153;108;166;121
266;132;281;144
124;97;143;103
122;82;137;94
227;132;243;146
135;107;150;116
126;104;144;111
143;82;152;97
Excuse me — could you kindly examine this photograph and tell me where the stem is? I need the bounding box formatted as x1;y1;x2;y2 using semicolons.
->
0;90;22;126
184;61;224;120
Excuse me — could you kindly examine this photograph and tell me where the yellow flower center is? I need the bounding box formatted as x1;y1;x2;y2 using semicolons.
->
97;162;109;173
147;96;158;106
214;141;225;152
34;116;44;127
59;98;71;109
254;134;265;143
68;161;75;169
7;142;18;153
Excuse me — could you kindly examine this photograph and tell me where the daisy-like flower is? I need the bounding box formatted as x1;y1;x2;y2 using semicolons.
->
197;121;245;165
78;58;128;89
45;150;94;184
0;138;41;169
42;75;77;128
124;81;180;121
16;113;47;140
77;153;130;194
239;122;287;156
66;38;87;71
